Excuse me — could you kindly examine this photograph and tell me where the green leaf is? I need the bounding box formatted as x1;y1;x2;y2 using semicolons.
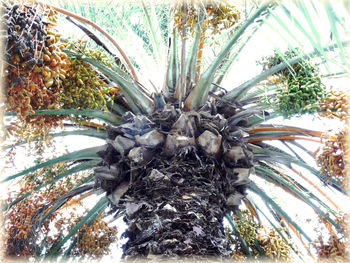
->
1;145;105;183
62;236;78;258
246;112;279;127
38;184;95;226
250;197;304;261
229;109;266;126
288;141;316;159
263;19;317;77
65;50;153;114
248;182;312;242
165;28;180;95
225;40;350;101
141;0;162;63
66;16;115;57
214;19;265;86
185;29;202;85
45;196;108;257
5;109;121;126
5;130;107;150
268;10;304;48
236;210;266;256
175;7;188;104
324;1;348;66
185;8;205;86
4;161;98;210
255;165;339;229
280;2;329;69
251;143;344;192
106;99;126;116
185;2;272;109
225;213;253;256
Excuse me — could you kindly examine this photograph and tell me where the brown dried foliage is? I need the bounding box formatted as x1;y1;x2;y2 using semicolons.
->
312;213;349;261
71;215;118;259
5;164;80;257
319;88;348;121
5;161;118;259
317;130;348;188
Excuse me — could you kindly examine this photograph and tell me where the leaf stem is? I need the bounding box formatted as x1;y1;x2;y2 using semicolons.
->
291;168;339;210
248;127;323;137
196;19;207;82
248;136;322;143
225;40;350;101
36;1;138;81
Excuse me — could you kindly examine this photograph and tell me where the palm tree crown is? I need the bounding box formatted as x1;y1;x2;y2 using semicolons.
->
2;0;349;261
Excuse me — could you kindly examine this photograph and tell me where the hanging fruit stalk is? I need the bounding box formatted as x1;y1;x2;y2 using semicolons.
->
173;1;241;83
70;213;117;258
4;4;68;141
316;130;348;188
5;163;117;258
259;48;327;118
226;210;292;260
60;40;116;113
4;5;118;141
5;164;79;256
174;1;240;35
312;213;349;260
319;88;348;120
35;0;138;82
195;18;207;82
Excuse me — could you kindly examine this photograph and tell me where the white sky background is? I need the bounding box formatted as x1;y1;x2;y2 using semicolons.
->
2;1;350;261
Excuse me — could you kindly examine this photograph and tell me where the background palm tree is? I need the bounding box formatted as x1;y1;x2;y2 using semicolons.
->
2;0;349;261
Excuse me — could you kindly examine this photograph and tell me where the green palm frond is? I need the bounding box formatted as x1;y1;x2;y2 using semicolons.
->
185;2;272;109
45;196;109;257
4;161;98;210
6;109;122;125
4;129;107;150
2;146;105;183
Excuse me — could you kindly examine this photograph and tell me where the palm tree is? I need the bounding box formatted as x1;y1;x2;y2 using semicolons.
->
2;0;349;261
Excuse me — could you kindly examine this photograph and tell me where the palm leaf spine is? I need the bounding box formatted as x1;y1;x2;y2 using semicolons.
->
185;2;272;109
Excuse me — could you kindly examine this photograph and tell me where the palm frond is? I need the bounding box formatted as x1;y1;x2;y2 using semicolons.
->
249;182;312;243
5;109;122;125
185;2;272;109
2;146;104;183
4;161;98;210
45;196;108;257
165;28;180;96
42;1;139;81
225;40;350;101
225;213;253;256
5;129;107;150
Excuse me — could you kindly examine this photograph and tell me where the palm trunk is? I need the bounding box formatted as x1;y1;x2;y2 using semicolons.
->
96;104;254;259
121;156;232;259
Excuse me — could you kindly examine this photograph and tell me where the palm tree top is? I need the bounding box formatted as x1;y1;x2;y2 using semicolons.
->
2;0;349;261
